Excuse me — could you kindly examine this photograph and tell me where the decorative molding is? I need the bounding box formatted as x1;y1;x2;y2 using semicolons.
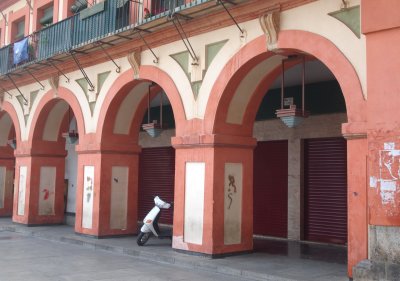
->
76;78;88;96
97;71;111;95
29;90;38;115
328;5;360;39
16;94;28;119
171;51;190;78
170;40;228;100
343;133;367;140
48;76;59;96
259;11;280;51
127;52;141;79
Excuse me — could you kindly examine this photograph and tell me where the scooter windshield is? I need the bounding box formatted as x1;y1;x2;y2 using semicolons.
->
154;196;171;209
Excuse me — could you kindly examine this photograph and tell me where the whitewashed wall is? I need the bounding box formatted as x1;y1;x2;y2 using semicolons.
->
64;118;78;214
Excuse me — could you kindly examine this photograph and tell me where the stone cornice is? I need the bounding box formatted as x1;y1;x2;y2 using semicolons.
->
0;0;19;11
172;134;257;149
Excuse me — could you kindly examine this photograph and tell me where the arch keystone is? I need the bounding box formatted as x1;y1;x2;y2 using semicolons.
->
127;52;141;80
259;10;281;51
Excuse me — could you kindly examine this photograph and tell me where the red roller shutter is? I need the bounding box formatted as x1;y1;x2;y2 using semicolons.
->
253;140;288;238
138;147;175;225
304;137;347;245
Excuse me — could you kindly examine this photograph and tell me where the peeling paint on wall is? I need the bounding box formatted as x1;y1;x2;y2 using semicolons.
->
384;142;396;150
370;176;377;188
368;138;400;223
378;147;400;205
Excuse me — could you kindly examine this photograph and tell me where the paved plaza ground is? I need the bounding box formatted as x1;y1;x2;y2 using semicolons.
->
0;231;254;281
0;218;349;281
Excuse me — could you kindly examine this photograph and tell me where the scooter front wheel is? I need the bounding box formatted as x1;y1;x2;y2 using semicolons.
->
137;232;151;246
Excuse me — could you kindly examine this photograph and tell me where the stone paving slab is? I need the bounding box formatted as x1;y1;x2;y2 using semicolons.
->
0;218;348;281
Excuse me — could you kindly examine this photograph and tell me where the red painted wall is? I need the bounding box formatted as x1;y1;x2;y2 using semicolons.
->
362;0;400;34
363;1;400;226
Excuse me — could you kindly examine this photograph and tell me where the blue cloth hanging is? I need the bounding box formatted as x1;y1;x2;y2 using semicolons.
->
14;37;29;65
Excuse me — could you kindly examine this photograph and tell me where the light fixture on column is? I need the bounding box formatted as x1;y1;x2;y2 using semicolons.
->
275;55;309;128
7;139;16;150
62;106;79;144
142;83;163;138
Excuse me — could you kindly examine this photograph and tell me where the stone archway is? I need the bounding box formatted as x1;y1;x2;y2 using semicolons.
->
0;103;20;217
202;30;367;276
13;88;85;226
74;66;185;237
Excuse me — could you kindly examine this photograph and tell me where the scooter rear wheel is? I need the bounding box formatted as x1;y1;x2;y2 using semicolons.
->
137;232;151;246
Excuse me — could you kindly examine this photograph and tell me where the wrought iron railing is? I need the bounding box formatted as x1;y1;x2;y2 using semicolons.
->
38;17;74;60
0;45;10;74
3;32;40;73
0;0;187;76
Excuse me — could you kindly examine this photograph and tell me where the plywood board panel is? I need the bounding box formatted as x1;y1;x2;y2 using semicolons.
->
38;167;56;216
17;166;27;216
0;167;5;209
224;163;243;245
110;166;128;230
82;166;94;229
184;162;205;245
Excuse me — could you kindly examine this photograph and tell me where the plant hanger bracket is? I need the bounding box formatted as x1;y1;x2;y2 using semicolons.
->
94;42;121;73
47;59;70;83
6;74;28;104
135;29;159;64
25;68;45;90
216;0;244;36
169;14;198;65
70;51;95;92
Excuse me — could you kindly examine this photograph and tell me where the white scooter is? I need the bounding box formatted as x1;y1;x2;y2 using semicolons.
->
137;196;173;246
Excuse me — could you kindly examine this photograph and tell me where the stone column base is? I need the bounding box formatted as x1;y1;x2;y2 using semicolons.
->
172;134;256;255
353;259;400;281
74;146;140;237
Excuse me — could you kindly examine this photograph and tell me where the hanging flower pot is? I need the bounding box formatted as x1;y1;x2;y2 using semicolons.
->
276;55;310;128
7;139;16;150
62;131;79;144
142;83;164;138
142;121;163;138
276;105;309;128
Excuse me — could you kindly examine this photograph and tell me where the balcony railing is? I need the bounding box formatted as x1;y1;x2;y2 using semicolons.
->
0;0;192;76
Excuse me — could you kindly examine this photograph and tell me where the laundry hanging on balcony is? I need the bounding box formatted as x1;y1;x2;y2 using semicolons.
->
13;37;29;65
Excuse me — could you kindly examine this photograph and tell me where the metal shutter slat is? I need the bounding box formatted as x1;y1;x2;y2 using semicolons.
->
138;147;175;225
304;137;347;245
253;140;288;238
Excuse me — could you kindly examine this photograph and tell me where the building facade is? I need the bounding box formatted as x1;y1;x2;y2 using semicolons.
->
0;0;398;279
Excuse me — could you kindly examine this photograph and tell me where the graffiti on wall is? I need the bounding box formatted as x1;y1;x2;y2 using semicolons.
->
224;163;242;245
82;166;94;229
227;175;237;210
38;167;56;216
